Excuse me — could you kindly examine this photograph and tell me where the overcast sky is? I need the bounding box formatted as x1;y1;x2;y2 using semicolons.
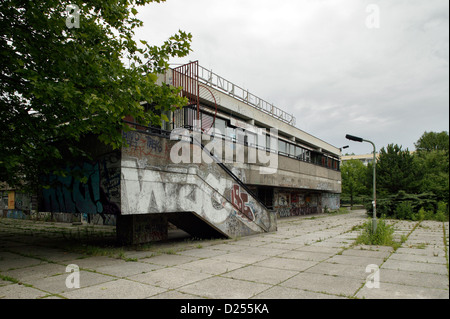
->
134;0;449;155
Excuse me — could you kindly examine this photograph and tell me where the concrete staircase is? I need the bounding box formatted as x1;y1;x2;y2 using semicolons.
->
117;130;276;244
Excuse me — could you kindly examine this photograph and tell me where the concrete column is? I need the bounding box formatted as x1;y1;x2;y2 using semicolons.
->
116;214;168;245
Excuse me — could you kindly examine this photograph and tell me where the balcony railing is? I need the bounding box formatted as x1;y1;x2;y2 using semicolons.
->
196;65;297;127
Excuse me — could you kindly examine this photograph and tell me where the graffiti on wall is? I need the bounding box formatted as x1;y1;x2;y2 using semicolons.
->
275;191;321;217
41;155;121;216
120;131;275;237
322;193;340;210
231;184;255;221
121;166;230;221
122;131;169;160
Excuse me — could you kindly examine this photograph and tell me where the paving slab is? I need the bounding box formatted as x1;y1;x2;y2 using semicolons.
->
377;268;449;290
280;272;364;297
304;262;369;280
294;245;340;254
178;276;271;299
253;257;317;272
122;250;158;260
0;262;67;283
128;267;213;289
176;258;244;275
149;290;206;299
207;243;246;252
61;256;124;271
178;247;228;258
340;247;393;259
278;250;333;262
326;254;385;267
382;259;448;275
356;282;449;299
252;286;345;299
306;240;346;249
222;265;298;285
1;211;448;300
61;279;166;299
389;251;447;264
26;270;115;294
239;246;288;257
211;251;270;265
95;261;164;277
395;247;446;257
257;242;304;251
0;254;45;272
0;278;11;287
0;283;50;299
140;254;199;267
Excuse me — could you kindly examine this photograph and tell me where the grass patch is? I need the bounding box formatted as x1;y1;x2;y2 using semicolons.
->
355;218;398;248
325;207;350;215
0;274;20;284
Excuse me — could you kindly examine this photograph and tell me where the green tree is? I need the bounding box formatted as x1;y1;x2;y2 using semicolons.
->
0;0;192;190
377;144;420;196
341;159;368;208
415;131;449;154
414;132;449;204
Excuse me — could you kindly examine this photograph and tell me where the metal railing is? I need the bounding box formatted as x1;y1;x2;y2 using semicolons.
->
124;120;340;172
197;65;296;126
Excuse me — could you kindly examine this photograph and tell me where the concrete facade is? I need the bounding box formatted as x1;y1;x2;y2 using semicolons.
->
32;62;342;244
161;63;342;219
118;131;276;243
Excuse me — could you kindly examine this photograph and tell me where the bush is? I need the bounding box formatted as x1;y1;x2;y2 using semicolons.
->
395;201;414;220
417;203;448;222
365;191;447;221
356;218;395;247
436;201;449;222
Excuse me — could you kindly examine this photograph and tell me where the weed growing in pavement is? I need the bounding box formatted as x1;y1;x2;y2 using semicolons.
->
356;218;396;247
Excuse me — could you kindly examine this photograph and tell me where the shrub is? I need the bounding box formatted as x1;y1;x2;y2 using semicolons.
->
395;201;414;220
365;191;446;221
356;218;395;247
417;202;448;221
436;201;449;222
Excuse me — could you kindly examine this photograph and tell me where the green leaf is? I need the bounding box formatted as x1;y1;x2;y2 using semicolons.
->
0;0;192;191
161;114;169;122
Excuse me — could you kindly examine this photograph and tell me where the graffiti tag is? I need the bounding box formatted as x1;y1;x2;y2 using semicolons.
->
231;184;255;221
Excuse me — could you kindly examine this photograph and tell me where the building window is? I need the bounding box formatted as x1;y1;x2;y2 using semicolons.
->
305;150;311;162
214;118;226;137
289;144;296;157
255;132;265;149
201;112;214;132
243;131;257;147
278;140;287;154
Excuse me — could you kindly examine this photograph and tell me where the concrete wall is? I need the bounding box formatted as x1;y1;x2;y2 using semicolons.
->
39;135;121;225
36;128;340;242
274;189;321;218
230;154;341;194
160;69;341;157
120;130;276;240
40;152;122;217
273;190;340;218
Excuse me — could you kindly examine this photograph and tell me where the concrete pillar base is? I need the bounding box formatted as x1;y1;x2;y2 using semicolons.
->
116;214;168;245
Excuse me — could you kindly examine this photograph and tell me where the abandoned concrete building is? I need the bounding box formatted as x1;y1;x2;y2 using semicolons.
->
4;61;342;244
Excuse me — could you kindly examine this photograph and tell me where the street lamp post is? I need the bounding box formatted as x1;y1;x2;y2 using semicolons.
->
346;134;377;233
